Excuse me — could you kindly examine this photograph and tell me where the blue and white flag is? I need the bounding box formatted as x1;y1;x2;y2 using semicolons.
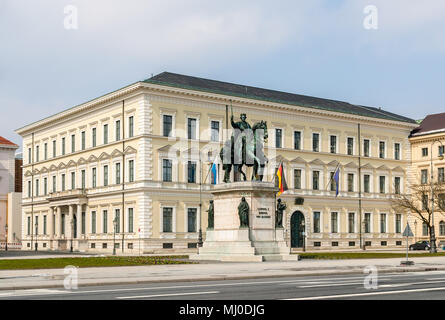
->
333;166;340;197
211;158;219;185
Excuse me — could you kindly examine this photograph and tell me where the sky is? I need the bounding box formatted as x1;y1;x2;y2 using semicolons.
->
1;0;445;151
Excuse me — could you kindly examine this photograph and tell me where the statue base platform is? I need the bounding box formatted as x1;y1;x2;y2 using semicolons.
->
190;181;299;262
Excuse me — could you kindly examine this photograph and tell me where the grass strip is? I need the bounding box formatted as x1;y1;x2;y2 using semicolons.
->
299;252;445;260
0;256;193;270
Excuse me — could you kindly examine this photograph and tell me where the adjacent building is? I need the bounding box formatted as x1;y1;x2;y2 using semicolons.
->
409;113;445;246
16;72;418;253
0;136;21;248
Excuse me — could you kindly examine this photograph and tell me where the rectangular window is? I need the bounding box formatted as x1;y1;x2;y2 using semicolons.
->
421;169;428;184
211;121;220;142
163;115;173;137
61;214;65;235
52;176;56;193
275;129;282;148
92;168;97;188
28;181;31;198
103;165;108;186
43;178;47;195
422;147;428;157
439;168;445;183
115;209;120;233
28;147;31;164
312;133;320;152
52;140;56;158
348;212;355;233
115;120;121;141
331;212;338;233
422;194;428;210
313;212;320;233
379;176;385;194
103;124;108;144
394;177;401;194
91;211;96;234
35;216;38;235
364;213;371;233
43;215;47;235
36;145;39;162
348;173;354;192
35;179;39;196
330;135;337;154
163;159;172;182
129;116;134;138
62;137;66;155
423;222;428;236
294;169;301;189
163;207;173;232
187;161;196;183
380;213;386;233
330;172;336;191
294;131;301;150
347;137;354;155
364;174;370;193
103;210;108;234
364;139;370;157
312;171;319;190
81;212;85;235
81;170;86;190
187;208;197;232
379;141;385;159
81;131;86;150
440;146;445;156
129;160;134;182
61;174;66;192
396;214;402;233
187;118;197;140
92;128;97;147
44;143;48;160
71;172;75;190
394;143;400;160
27;216;31;235
128;208;134;233
71;134;75;153
116;163;121;184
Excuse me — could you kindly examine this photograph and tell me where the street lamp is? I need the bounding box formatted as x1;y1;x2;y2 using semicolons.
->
430;140;444;253
70;219;74;253
113;217;117;255
4;224;8;251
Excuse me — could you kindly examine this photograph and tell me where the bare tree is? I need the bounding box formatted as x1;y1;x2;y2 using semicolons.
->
391;181;445;249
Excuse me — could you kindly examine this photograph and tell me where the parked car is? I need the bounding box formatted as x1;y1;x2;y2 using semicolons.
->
409;241;431;251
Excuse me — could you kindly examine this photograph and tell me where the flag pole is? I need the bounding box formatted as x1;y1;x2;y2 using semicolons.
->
325;163;341;191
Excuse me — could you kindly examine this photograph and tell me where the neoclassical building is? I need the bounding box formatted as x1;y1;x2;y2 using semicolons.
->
16;72;418;253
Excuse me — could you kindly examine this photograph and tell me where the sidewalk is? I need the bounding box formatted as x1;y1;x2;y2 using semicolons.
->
1;256;445;290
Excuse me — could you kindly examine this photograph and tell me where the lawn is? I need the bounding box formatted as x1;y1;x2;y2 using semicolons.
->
0;256;193;270
299;252;445;260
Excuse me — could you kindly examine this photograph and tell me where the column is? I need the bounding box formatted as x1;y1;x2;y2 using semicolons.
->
49;207;55;238
55;206;61;237
77;204;82;239
68;205;74;240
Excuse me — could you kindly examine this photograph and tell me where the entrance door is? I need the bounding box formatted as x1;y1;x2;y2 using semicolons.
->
73;215;77;239
291;211;305;248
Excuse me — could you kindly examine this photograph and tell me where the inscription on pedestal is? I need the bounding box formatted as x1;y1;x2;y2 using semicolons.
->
256;207;271;219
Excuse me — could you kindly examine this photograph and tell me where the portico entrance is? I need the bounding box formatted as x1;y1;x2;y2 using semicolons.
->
290;211;305;248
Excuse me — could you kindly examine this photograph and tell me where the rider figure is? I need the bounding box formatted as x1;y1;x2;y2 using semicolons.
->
231;113;252;165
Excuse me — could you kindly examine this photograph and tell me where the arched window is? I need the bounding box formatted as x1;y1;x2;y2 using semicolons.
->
440;221;445;236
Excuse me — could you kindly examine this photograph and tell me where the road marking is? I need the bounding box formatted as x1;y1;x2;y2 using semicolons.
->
286;286;445;300
117;291;220;299
0;289;67;297
298;281;365;288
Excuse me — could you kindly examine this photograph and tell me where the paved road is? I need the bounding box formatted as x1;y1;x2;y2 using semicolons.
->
3;270;445;300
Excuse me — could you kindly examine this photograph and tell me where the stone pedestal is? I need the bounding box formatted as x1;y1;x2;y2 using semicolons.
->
190;181;298;262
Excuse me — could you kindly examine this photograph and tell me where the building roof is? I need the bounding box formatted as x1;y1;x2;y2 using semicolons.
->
410;112;445;137
0;136;18;148
144;72;417;124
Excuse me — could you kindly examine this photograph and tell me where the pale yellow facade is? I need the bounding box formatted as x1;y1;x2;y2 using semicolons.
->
409;131;445;247
17;77;418;253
